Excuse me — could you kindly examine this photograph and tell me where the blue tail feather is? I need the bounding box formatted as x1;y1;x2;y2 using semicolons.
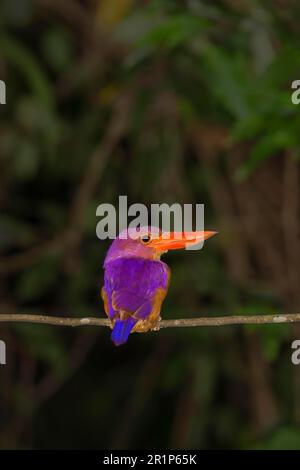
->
111;318;137;346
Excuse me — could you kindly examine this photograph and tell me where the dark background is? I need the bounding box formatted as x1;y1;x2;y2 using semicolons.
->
1;0;300;450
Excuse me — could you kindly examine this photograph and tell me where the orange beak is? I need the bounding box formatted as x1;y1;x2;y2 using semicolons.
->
148;231;217;252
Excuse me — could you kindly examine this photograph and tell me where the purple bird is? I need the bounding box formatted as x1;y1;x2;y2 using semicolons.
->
101;227;217;346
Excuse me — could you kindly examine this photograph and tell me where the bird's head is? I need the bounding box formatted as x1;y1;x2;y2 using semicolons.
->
104;226;217;265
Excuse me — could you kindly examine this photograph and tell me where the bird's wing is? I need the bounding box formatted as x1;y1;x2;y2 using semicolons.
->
102;258;170;321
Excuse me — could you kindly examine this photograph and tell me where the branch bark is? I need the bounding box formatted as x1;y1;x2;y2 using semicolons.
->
0;312;299;329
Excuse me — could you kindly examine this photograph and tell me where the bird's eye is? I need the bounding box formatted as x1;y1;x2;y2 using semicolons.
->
140;234;152;244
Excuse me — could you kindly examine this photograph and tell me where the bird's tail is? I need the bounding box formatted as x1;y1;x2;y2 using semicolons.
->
111;317;137;346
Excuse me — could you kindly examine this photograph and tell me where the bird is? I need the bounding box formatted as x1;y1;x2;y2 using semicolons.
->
101;226;217;346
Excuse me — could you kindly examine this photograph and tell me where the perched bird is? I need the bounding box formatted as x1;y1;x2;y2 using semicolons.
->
101;227;217;346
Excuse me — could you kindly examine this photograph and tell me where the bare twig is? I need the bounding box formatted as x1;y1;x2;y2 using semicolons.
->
0;312;299;329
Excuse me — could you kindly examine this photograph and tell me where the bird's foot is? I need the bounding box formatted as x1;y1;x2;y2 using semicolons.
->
151;316;161;331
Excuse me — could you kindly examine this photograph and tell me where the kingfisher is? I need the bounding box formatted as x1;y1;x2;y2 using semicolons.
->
101;227;217;346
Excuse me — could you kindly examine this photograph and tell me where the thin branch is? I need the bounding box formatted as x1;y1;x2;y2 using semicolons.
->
0;312;300;329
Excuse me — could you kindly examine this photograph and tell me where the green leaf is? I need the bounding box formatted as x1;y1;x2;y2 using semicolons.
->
137;14;209;49
0;35;54;108
41;28;74;72
201;45;250;119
